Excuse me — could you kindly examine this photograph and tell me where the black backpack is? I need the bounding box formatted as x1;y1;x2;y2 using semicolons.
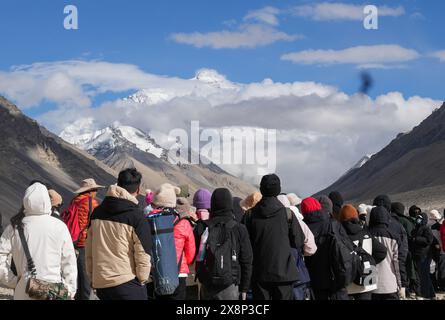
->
197;220;238;287
328;223;360;288
353;237;377;286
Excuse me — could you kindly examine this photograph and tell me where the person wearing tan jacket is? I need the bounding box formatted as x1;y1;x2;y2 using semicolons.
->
86;168;152;300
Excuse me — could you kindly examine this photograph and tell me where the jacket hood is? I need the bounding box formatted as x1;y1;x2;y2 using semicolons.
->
373;195;391;212
303;209;329;224
106;185;138;205
328;191;343;214
391;202;405;217
102;185;140;216
316;195;333;216
409;205;421;218
369;206;390;227
23;183;52;217
342;219;363;235
252;196;284;218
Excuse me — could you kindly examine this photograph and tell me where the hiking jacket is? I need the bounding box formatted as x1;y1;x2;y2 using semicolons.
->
369;207;401;294
342;219;387;295
389;213;409;287
174;214;196;276
289;206;317;256
199;210;253;292
245;196;304;283
304;211;351;291
0;183;77;300
70;193;99;248
410;213;434;260
86;185;152;289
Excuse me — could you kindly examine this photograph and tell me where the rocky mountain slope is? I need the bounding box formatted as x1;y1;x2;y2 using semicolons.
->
318;101;445;209
0;96;117;220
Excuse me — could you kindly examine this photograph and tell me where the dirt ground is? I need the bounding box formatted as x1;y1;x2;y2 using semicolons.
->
1;285;444;301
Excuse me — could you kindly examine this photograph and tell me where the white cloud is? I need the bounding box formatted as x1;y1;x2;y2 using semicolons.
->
170;24;300;49
292;2;405;21
432;50;445;62
0;60;440;196
244;6;281;26
281;45;420;68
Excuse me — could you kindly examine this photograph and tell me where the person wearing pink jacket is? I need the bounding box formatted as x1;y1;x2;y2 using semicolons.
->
277;195;317;256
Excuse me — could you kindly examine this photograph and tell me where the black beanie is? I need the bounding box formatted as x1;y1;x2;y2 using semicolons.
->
373;195;392;212
328;191;344;215
211;188;233;216
391;202;405;217
260;174;281;197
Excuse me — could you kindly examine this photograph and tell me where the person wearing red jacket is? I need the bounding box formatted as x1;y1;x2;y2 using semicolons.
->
70;179;103;300
151;183;196;300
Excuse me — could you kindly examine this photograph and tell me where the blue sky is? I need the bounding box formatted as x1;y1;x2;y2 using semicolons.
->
1;0;444;106
1;0;444;194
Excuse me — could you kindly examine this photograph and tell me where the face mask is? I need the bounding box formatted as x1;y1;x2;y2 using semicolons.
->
416;214;424;225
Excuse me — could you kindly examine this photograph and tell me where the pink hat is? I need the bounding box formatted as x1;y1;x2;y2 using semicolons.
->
145;189;154;205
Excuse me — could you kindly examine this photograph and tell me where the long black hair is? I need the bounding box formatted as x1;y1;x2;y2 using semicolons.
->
10;206;25;229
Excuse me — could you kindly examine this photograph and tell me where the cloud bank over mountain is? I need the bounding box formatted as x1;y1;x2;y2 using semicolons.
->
0;60;440;195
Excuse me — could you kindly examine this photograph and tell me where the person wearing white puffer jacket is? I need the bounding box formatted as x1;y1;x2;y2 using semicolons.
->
0;182;77;300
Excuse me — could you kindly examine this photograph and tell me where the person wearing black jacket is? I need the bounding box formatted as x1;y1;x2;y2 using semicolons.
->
302;197;350;300
391;202;418;298
373;195;409;298
368;206;401;300
411;212;435;299
245;174;305;300
197;188;253;300
339;205;387;300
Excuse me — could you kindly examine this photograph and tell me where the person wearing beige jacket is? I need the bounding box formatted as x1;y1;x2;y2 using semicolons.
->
86;168;152;300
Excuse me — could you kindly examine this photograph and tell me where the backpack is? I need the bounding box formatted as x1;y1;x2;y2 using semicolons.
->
148;208;183;296
353;237;377;286
196;219;238;287
291;248;311;286
328;222;360;288
62;196;92;247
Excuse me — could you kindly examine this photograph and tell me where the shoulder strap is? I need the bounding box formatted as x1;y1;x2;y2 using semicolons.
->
17;227;37;277
178;251;184;273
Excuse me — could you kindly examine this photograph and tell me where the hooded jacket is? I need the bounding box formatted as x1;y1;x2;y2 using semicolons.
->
277;195;316;256
391;202;415;241
373;195;409;288
368;206;401;294
303;207;351;291
410;213;434;259
86;185;152;289
246;196;304;283
0;183;78;300
341;218;387;294
200;188;253;292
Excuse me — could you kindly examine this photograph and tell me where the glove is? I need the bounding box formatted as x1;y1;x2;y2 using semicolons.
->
399;287;406;299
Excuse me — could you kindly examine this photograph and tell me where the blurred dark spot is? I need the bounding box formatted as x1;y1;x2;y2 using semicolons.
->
359;72;373;95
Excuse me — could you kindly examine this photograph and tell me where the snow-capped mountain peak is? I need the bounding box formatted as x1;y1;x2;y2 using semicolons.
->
351;154;373;170
60;123;166;160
